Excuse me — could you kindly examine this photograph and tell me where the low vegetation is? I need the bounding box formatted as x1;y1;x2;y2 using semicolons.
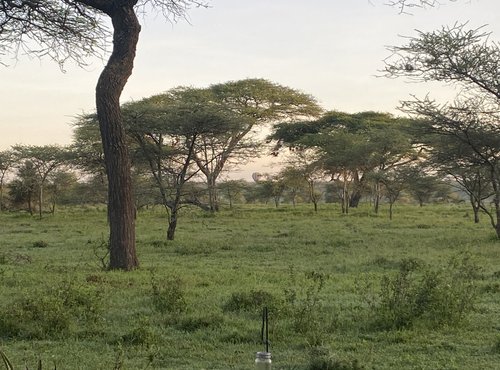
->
0;203;499;369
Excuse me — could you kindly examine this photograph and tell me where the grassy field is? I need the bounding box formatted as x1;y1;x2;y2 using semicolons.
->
0;203;499;369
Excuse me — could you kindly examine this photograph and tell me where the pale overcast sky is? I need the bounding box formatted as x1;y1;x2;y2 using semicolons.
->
1;0;499;177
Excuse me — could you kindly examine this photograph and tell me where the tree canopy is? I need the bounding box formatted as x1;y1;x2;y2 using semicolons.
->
387;22;500;236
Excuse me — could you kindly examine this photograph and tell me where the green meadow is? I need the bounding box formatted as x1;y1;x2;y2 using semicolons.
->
0;203;499;369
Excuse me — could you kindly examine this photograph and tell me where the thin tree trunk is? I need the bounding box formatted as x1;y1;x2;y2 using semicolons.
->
489;166;500;239
342;178;349;214
374;183;381;214
469;195;480;223
38;185;43;219
207;175;219;212
27;192;33;216
473;206;480;223
0;177;4;212
167;206;178;240
308;179;318;213
96;5;140;270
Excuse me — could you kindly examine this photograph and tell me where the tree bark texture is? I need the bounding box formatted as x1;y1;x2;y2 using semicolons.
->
96;4;140;270
167;208;178;240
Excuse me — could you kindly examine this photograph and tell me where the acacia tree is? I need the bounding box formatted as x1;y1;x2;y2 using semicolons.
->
218;179;247;209
404;98;500;235
379;166;411;220
271;111;418;214
447;167;493;223
278;167;307;207
46;170;79;214
385;23;500;237
13;145;68;219
405;166;443;207
1;0;208;270
9;161;38;215
123;88;236;240
194;78;322;212
0;150;14;211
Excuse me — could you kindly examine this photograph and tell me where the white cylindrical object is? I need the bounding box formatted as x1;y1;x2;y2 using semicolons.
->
255;351;272;370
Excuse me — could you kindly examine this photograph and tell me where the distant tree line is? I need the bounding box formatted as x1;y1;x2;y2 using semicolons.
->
2;21;500;244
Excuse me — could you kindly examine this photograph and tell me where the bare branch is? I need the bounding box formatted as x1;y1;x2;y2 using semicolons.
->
0;0;210;67
383;23;500;101
385;0;457;14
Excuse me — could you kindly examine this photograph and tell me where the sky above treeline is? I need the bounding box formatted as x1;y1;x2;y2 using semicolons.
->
1;0;499;177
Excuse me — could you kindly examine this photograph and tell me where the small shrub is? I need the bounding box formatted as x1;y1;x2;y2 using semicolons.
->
121;317;157;347
0;281;103;339
150;272;187;315
89;238;109;270
150;240;168;248
12;253;32;264
369;255;478;330
32;240;48;248
307;347;364;370
283;267;331;336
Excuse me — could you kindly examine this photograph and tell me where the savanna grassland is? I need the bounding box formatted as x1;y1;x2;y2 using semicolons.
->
0;203;499;369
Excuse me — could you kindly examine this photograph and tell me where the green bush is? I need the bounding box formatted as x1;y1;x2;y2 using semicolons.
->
121;317;157;347
370;255;478;330
150;272;187;315
283;267;331;337
0;281;103;339
32;240;48;248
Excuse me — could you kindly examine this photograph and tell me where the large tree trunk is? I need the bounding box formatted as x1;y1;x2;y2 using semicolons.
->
96;5;140;270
